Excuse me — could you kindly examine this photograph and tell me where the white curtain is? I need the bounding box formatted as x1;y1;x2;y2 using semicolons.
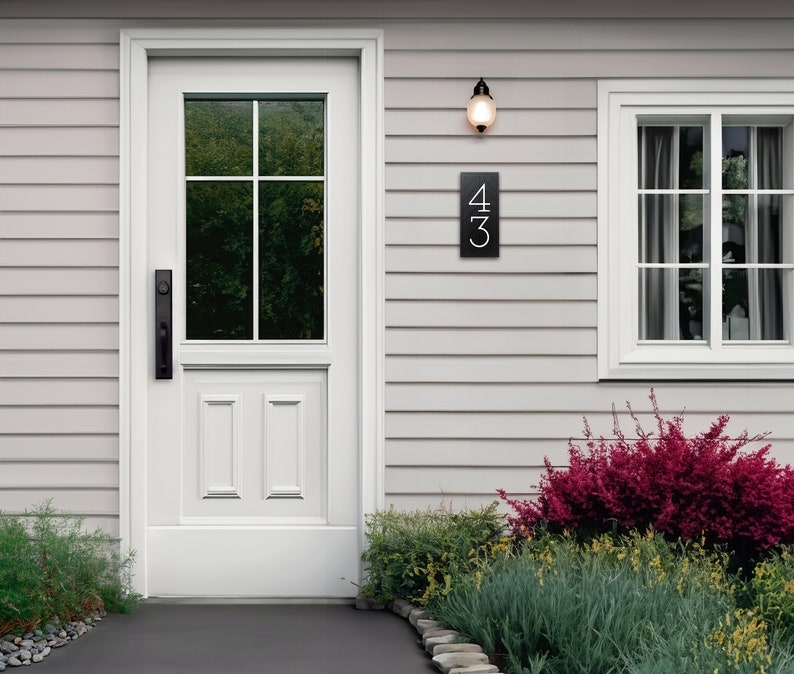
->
756;127;784;340
639;127;675;340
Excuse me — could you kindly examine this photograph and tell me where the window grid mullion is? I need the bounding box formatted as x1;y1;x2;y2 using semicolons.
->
748;127;760;340
637;126;647;340
252;100;260;342
709;113;723;350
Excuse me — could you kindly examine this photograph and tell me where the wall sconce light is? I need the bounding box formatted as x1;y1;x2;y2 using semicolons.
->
466;78;496;133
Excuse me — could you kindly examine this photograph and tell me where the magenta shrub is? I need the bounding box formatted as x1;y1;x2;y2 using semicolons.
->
499;392;794;554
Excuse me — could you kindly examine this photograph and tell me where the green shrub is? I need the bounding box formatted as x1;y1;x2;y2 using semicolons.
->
360;502;505;606
750;549;794;647
433;531;786;674
0;502;140;635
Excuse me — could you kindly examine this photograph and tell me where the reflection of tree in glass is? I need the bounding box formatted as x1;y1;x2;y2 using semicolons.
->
721;152;750;317
677;151;750;330
186;182;253;339
259;101;324;176
185;101;253;176
259;182;324;340
680;152;748;231
184;99;325;341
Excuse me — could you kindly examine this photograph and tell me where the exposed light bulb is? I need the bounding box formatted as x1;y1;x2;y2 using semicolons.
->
466;78;496;133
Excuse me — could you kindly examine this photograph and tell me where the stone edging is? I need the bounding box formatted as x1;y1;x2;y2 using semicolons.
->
0;615;103;671
356;595;503;674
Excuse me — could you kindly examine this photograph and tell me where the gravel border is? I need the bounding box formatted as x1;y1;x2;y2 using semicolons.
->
0;613;105;670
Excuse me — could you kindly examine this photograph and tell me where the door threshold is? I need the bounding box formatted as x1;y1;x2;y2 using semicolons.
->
142;596;356;605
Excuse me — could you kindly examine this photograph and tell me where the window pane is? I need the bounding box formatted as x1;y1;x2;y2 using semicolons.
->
679;126;704;189
638;268;703;340
757;195;781;264
722;127;749;189
639;127;674;189
680;269;704;340
638;195;703;263
259;101;324;177
639;195;672;263
185;101;253;177
757;127;783;190
722;195;747;263
258;182;324;340
723;268;785;340
680;195;704;262
186;182;254;340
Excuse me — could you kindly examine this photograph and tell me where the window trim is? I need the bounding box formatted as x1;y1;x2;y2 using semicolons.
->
598;79;794;380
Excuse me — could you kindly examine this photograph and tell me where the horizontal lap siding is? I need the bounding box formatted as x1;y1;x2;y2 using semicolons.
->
382;19;794;512
384;25;598;510
0;31;119;534
2;12;794;529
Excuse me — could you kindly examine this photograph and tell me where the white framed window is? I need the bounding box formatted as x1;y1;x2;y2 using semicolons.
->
598;80;794;380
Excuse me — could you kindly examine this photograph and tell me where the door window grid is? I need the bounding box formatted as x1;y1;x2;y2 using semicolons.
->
184;98;326;342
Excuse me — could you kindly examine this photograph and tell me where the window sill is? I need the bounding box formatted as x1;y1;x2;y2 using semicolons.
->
600;345;794;380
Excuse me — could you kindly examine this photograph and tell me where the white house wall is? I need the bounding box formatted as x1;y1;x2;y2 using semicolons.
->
1;7;794;534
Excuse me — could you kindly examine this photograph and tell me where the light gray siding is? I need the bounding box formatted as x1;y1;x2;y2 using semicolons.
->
1;7;793;534
381;18;794;510
0;25;120;532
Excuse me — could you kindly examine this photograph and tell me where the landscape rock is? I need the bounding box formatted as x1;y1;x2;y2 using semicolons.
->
416;618;440;635
432;643;485;656
431;651;490;674
449;665;499;674
5;657;21;667
390;599;414;618
425;634;460;653
408;608;429;626
423;628;459;641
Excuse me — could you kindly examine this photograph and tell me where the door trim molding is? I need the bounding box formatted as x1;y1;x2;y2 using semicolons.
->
119;28;385;595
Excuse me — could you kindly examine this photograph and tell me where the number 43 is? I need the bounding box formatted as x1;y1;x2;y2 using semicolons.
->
469;182;490;248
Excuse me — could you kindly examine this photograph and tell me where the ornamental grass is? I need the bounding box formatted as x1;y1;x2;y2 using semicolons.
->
0;501;139;635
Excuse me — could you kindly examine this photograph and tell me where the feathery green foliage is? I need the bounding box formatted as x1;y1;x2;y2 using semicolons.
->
0;501;140;635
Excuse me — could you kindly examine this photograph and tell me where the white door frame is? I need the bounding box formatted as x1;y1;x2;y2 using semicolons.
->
118;28;385;596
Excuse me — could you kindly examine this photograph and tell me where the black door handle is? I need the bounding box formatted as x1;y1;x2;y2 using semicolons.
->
155;270;173;379
158;321;170;374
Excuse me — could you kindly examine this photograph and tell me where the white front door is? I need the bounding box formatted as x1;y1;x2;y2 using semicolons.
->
143;56;361;597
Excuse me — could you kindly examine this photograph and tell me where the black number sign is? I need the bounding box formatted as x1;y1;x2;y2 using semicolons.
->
460;172;499;258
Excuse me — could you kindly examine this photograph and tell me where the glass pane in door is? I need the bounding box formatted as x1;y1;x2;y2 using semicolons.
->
259;101;324;176
184;97;325;341
186;182;254;339
258;182;324;340
185;101;253;176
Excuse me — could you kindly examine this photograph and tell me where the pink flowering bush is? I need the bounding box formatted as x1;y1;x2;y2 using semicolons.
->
499;391;794;557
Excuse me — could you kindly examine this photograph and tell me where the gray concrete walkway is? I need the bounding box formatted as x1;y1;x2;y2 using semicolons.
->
37;603;436;673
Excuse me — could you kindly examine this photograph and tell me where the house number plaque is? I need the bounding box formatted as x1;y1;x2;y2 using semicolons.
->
460;172;499;257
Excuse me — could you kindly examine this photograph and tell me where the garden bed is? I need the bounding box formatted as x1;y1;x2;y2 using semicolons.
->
360;396;794;673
